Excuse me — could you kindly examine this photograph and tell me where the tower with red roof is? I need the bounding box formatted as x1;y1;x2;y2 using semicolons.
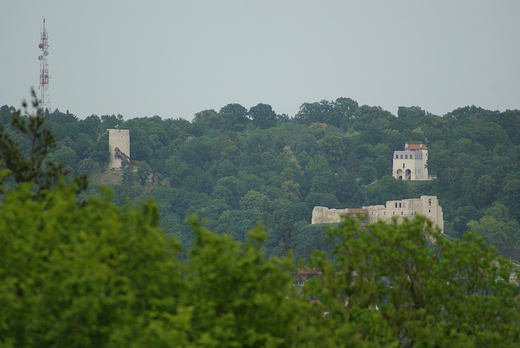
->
392;143;430;181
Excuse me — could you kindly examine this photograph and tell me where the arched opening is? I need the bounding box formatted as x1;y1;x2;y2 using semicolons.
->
405;169;412;180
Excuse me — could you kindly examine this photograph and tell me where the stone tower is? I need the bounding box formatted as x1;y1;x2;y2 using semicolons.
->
108;129;130;169
392;143;430;181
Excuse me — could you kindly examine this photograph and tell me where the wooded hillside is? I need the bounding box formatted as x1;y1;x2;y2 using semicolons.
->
2;98;519;260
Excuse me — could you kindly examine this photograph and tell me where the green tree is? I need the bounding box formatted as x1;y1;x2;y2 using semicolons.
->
77;157;96;175
51;145;78;169
211;176;244;209
87;135;110;166
137;161;152;185
468;203;520;259
503;178;520;221
397;105;426;121
358;162;378;185
0;90;87;195
0;177;312;347
308;214;520;347
473;174;497;208
219;103;250;131
305;154;331;177
0;181;187;346
239;189;270;212
122;166;138;185
164;155;190;187
317;135;346;170
365;175;410;205
249;103;278;129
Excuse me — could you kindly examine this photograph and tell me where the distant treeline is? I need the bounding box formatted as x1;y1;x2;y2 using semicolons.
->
2;99;520;260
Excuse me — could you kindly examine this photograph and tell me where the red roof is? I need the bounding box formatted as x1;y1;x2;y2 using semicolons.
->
407;144;428;150
348;208;367;213
308;123;327;129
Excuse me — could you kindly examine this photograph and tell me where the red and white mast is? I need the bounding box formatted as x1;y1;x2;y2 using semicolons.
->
38;18;50;111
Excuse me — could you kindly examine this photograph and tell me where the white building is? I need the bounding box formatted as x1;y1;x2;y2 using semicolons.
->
312;195;444;233
393;143;430;181
108;129;130;169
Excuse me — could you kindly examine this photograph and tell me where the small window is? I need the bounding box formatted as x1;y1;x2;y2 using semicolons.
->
400;155;403;159
410;155;413;159
395;155;398;159
399;203;402;208
401;212;403;215
405;155;408;159
403;163;405;168
429;199;432;206
395;203;398;208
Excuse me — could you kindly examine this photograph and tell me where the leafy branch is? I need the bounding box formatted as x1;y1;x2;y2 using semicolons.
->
0;89;88;195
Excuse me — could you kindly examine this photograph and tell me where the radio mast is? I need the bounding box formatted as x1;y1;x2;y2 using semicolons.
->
38;18;50;111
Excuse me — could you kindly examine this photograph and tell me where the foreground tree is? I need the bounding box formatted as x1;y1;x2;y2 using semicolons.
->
307;215;520;347
3;93;520;347
0;90;87;195
0;177;312;347
2;178;519;346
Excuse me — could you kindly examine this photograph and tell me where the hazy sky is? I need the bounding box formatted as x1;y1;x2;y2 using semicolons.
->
2;1;519;120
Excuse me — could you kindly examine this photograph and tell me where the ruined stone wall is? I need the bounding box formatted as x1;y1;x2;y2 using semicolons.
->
108;129;130;169
311;207;350;224
312;196;444;233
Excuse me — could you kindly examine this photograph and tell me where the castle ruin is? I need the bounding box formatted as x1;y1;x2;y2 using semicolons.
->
108;129;130;170
311;195;444;233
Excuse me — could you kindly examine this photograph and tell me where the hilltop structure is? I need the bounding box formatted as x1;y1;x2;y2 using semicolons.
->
108;129;130;170
311;195;444;233
393;143;432;180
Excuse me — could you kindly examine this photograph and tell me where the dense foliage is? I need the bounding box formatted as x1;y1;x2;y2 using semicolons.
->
1;101;520;347
309;215;520;347
2;97;520;261
1;180;518;347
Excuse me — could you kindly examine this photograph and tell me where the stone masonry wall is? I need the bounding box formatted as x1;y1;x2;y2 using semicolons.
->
312;195;444;233
108;129;130;169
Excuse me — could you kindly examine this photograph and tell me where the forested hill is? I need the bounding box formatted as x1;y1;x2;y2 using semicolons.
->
2;99;520;260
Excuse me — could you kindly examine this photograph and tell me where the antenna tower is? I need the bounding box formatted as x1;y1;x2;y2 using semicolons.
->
38;18;50;111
